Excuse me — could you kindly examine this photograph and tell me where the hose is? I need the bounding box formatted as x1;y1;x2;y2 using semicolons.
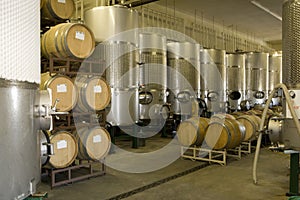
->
253;83;300;184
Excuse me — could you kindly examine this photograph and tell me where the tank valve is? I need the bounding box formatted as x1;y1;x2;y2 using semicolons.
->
35;89;69;131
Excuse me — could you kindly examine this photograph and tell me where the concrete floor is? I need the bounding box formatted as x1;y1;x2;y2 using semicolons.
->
38;136;292;200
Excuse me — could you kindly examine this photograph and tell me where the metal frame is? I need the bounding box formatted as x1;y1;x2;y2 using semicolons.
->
181;145;246;166
43;160;106;188
52;111;106;131
240;141;253;154
181;146;227;165
42;56;106;76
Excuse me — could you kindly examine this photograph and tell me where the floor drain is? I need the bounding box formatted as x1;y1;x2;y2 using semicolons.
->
107;162;210;200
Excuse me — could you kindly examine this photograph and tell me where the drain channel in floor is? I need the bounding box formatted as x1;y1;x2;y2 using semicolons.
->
107;162;210;200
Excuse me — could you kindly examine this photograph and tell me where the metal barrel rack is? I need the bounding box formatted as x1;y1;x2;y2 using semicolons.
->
41;56;109;187
181;141;253;166
42;160;106;188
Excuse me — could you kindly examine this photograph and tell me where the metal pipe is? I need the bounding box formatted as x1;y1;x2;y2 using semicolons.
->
121;0;159;8
252;83;300;184
75;1;78;19
81;0;84;21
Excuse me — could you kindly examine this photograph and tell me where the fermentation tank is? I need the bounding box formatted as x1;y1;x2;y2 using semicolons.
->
200;49;227;114
167;42;200;118
226;53;246;111
269;52;282;106
85;5;139;43
0;0;41;199
100;41;139;126
85;5;139;126
138;33;168;122
279;0;300;150
245;52;269;106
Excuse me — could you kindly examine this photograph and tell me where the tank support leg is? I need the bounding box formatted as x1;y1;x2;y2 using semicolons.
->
109;126;117;153
132;125;138;149
286;151;300;196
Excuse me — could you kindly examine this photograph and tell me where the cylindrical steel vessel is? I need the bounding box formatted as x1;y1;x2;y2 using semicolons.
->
101;42;138;89
42;0;75;21
269;52;282;91
84;5;139;43
200;49;227;113
281;0;300;150
100;42;139;126
283;0;300;89
269;52;282;106
226;53;246;111
139;33;167;90
106;88;139;126
86;5;139;126
245;52;269;105
167;42;200;116
41;23;95;59
0;0;41;199
0;81;40;200
139;33;167;120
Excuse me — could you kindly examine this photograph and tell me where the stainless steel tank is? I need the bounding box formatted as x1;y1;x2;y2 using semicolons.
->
0;0;41;199
245;52;269;106
269;52;282;106
101;41;139;89
84;5;139;43
226;53;246;111
86;5;139;126
101;42;139;126
138;33;168;121
0;81;40;200
200;49;227;113
280;0;300;150
106;88;139;126
167;42;200;116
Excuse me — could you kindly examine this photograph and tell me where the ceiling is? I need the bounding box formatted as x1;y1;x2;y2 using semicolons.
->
155;0;284;42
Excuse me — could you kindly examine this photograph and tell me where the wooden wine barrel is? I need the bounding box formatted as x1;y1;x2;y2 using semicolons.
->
246;109;271;126
40;0;46;9
230;111;246;119
177;117;210;146
74;127;111;161
205;118;246;150
42;0;75;21
41;72;78;112
41;23;95;59
74;76;111;111
236;115;261;141
48;131;78;168
211;113;236;120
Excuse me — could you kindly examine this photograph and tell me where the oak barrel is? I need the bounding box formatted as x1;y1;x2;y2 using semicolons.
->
177;117;210;146
74;127;111;161
74;76;111;111
205;118;246;150
41;23;95;59
236;115;261;141
48;131;78;168
42;0;75;21
41;72;78;112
